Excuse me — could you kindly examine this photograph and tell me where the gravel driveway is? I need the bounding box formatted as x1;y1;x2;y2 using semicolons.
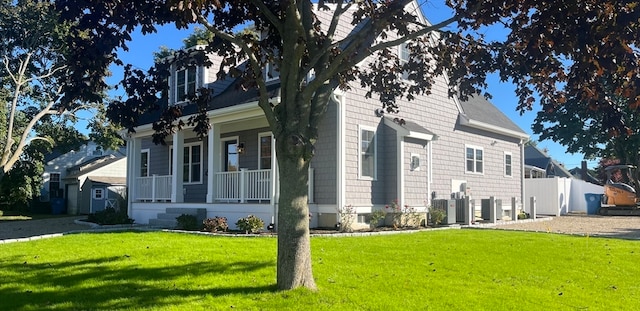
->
494;214;640;239
0;216;91;241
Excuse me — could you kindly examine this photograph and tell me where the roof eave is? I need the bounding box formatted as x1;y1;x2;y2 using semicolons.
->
459;114;529;140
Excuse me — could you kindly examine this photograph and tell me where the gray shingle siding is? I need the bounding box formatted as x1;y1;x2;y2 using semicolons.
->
404;138;429;206
310;99;338;204
383;127;398;204
340;67;524;207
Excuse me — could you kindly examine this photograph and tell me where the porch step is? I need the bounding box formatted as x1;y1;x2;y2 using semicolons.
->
148;208;208;229
149;218;178;229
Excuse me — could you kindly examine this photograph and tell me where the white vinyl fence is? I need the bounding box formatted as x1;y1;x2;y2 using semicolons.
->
525;177;603;216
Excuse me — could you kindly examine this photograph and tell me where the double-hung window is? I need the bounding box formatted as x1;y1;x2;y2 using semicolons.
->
504;152;513;177
259;133;272;169
465;146;483;174
49;173;61;198
359;126;377;179
399;42;410;80
170;143;202;184
175;66;197;103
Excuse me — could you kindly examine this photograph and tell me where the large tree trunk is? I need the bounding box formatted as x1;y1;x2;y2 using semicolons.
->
276;151;317;290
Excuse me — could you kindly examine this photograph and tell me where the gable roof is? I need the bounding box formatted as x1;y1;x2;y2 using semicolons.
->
384;116;437;141
64;155;125;180
458;95;528;139
86;176;127;185
524;145;573;178
568;167;602;185
137;76;280;127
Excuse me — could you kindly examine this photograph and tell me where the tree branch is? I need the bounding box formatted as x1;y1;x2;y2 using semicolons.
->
194;13;281;136
246;0;284;35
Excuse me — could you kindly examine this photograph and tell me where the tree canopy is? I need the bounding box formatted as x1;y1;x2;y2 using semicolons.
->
0;0;114;180
56;0;639;290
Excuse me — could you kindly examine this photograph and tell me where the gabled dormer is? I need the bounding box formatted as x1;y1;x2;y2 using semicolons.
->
162;45;216;105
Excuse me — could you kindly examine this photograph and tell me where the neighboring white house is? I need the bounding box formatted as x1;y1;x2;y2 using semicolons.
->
42;142;127;214
124;1;529;229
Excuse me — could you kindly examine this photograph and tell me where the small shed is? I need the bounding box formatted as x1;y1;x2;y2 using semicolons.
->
81;176;127;214
63;155;127;214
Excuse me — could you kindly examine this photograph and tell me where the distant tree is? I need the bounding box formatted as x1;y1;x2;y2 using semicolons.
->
58;0;639;290
0;1;90;180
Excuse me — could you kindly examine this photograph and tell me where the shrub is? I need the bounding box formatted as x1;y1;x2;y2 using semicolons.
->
235;215;264;234
203;216;229;232
518;211;530;220
87;207;134;225
428;207;446;226
385;200;422;228
369;210;385;229
176;214;200;231
336;204;355;232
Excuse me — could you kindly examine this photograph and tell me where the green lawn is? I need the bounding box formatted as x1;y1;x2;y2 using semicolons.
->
1;229;639;310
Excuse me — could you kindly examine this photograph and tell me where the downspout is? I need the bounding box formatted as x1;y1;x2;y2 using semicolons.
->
427;141;433;207
332;90;346;220
126;137;133;217
520;139;525;213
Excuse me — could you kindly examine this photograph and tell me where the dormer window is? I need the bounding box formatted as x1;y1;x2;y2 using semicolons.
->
175;66;198;103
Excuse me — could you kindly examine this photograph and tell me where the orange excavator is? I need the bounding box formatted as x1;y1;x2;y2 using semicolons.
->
600;165;640;215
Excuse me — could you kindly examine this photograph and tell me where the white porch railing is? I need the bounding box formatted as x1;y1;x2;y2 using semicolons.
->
134;168;315;203
135;175;172;202
216;169;271;202
215;168;315;203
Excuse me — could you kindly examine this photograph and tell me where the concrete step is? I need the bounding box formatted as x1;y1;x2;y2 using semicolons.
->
166;207;207;217
157;213;183;220
149;218;178;229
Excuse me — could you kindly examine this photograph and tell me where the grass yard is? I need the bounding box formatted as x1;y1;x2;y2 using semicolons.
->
1;229;639;310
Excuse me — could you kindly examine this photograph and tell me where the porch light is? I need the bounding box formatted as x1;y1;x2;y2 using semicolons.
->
237;142;245;155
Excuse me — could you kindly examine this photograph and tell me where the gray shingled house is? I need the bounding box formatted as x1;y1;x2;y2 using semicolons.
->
124;1;529;229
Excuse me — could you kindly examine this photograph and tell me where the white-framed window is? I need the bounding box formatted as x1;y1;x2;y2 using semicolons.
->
141;149;150;177
399;42;410;80
174;66;198;103
258;132;273;169
359;125;377;179
410;153;421;171
504;152;513;177
465;145;484;174
170;142;203;184
92;188;104;200
49;172;62;198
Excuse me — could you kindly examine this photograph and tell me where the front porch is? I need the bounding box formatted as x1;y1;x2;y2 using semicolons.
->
133;168;315;203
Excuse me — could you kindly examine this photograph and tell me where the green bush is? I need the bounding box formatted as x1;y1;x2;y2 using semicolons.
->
203;216;228;232
176;214;200;231
369;210;385;229
87;207;134;225
235;215;264;234
428;207;446;226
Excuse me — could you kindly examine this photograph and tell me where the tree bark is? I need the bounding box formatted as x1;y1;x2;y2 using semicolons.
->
275;150;317;290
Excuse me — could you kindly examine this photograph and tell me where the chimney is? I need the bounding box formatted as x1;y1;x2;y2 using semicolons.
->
581;160;588;178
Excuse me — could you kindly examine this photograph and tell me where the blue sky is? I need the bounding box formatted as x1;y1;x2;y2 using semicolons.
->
101;1;597;170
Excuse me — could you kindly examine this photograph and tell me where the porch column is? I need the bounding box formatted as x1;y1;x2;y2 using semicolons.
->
127;137;141;214
206;124;220;203
171;131;185;203
270;134;277;205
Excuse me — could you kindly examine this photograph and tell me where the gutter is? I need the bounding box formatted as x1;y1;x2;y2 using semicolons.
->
459;114;529;140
